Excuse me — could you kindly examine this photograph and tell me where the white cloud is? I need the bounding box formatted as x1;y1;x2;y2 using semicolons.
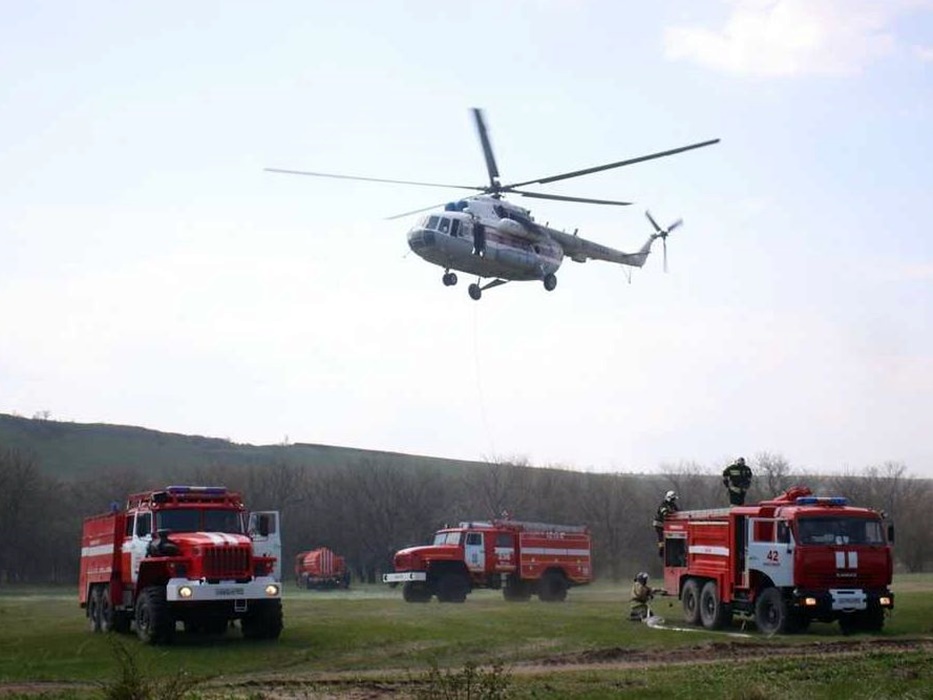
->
664;0;927;77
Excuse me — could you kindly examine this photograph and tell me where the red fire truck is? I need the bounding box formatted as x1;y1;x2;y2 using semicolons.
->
295;547;350;589
383;519;592;603
79;485;283;644
662;487;894;634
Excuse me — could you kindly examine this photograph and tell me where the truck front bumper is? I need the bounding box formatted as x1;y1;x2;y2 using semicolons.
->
382;571;427;584
165;576;282;602
792;588;894;615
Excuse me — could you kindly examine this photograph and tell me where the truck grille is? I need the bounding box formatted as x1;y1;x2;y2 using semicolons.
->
203;545;251;579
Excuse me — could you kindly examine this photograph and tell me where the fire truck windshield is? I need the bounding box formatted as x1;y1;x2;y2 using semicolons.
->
433;531;462;546
156;508;244;534
796;516;884;546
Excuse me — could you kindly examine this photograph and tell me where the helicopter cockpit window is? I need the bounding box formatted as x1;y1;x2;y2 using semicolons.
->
427;215;440;230
438;218;450;234
450;219;461;237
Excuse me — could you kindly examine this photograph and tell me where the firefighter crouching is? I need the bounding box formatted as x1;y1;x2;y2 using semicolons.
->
629;572;664;621
652;491;679;558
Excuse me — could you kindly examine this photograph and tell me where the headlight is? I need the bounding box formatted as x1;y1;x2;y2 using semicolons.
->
804;597;818;606
265;584;280;597
879;596;892;606
178;585;193;599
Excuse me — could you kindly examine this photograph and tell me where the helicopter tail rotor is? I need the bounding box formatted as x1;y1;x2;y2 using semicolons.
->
645;211;682;272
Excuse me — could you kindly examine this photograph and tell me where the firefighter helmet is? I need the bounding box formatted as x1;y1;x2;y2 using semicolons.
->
636;572;649;584
665;490;677;502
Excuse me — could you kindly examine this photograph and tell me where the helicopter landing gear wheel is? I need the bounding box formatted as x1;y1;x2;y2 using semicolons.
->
442;271;458;286
543;273;557;292
468;283;482;301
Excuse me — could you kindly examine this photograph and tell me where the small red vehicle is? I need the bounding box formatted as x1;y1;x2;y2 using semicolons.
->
295;547;350;589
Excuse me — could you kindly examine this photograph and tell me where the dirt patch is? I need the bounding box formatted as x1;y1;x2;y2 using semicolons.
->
3;638;931;699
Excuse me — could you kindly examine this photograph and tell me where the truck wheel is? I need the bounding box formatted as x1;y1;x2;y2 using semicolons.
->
436;573;469;603
87;585;102;633
699;581;730;630
402;582;431;603
682;579;701;625
135;586;175;645
538;571;568;603
99;585;115;633
755;587;789;635
241;600;283;640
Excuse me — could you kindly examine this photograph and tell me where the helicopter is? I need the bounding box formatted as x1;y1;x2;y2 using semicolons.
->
266;109;719;300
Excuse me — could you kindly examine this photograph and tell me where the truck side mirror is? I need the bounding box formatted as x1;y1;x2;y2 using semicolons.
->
887;524;895;543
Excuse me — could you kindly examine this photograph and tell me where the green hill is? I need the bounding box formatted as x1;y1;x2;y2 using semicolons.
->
0;413;486;478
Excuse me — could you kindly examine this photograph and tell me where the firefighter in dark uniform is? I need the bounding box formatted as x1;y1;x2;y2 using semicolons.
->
722;457;753;505
652;490;679;558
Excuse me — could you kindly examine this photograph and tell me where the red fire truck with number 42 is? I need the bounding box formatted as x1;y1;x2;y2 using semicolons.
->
662;486;894;634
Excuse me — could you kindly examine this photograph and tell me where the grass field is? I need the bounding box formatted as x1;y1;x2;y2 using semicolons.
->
0;574;931;699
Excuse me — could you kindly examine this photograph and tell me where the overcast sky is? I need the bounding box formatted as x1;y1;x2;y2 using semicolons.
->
2;1;931;478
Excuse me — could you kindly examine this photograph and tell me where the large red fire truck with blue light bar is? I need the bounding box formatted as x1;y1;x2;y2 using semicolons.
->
79;485;283;644
662;486;894;634
383;518;592;603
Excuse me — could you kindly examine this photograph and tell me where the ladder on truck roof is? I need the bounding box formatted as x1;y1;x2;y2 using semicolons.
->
459;519;588;533
668;507;733;520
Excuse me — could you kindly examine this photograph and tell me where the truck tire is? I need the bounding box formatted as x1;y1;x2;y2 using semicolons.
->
699;580;730;630
402;581;432;603
99;584;115;633
754;587;789;635
135;586;175;645
436;573;469;603
682;579;701;625
241;600;284;640
87;585;102;633
538;571;568;603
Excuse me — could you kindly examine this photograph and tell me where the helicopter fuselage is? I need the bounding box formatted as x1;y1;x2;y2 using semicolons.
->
407;198;563;282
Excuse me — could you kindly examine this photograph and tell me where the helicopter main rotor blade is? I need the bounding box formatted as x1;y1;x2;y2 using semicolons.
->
504;138;721;189
472;108;501;190
264;168;485;192
385;201;456;220
510;189;632;206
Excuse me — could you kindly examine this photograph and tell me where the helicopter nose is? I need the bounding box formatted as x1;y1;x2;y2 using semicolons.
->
407;227;435;251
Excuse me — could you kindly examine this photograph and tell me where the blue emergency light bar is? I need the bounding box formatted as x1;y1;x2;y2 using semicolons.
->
795;496;847;506
165;486;228;495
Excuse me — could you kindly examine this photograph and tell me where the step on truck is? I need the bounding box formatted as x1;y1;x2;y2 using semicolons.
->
383;518;592;603
79;485;283;644
662;486;894;634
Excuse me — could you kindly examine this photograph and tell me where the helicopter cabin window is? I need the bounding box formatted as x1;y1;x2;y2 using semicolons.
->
438;217;450;234
427;215;440;230
450;219;461;237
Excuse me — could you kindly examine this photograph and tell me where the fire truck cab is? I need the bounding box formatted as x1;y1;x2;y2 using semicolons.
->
662;487;894;634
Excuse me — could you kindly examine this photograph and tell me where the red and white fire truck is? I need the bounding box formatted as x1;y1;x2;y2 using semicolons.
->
79;485;283;644
662;486;894;634
383;518;592;603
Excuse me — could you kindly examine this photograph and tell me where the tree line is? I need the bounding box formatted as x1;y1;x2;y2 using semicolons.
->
0;447;929;585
